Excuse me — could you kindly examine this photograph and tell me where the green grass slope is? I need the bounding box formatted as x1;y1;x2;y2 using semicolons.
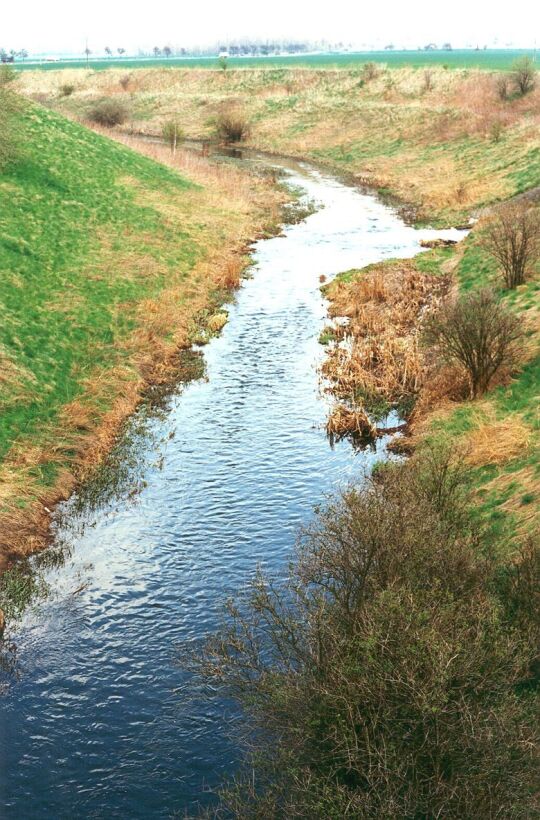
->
0;102;279;559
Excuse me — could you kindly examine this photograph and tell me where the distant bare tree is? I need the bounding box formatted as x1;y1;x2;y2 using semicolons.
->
163;46;172;58
104;46;112;58
362;61;378;81
153;46;161;58
117;47;126;57
496;74;509;100
483;204;540;289
162;118;184;154
512;56;536;96
422;69;434;92
423;289;522;398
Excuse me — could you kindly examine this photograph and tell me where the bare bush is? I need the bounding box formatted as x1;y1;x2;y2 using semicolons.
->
496;74;509;100
512;56;536;96
161;118;184;154
362;61;378;81
193;447;539;818
59;83;75;97
483;204;540;289
87;98;129;127
215;110;250;143
423;288;523;398
119;74;131;91
422;69;434;92
490;119;504;143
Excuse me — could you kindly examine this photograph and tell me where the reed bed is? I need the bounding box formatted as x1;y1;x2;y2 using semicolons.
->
322;261;451;441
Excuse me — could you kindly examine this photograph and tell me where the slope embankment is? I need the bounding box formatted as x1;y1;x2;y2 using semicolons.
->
0;101;284;567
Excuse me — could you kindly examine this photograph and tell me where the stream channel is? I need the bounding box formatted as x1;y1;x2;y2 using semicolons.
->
0;150;463;818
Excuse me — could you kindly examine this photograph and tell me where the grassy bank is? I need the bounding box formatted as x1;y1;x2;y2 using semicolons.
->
323;228;540;539
0;100;284;566
17;64;540;225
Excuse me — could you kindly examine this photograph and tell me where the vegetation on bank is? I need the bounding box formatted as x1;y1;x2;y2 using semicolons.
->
195;445;539;817
17;62;540;225
0;96;283;565
322;207;540;539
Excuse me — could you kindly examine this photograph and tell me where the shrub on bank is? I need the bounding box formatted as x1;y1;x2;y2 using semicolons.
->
215;110;250;143
194;445;539;818
87;98;130;127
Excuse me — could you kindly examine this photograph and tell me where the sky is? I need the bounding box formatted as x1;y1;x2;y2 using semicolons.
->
1;0;539;54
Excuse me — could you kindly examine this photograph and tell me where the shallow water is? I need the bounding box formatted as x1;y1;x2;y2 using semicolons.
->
0;157;463;818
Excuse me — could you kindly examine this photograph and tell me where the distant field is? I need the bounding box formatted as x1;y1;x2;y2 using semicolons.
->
16;49;537;72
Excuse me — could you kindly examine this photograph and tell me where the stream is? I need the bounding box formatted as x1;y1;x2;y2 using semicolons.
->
0;153;463;818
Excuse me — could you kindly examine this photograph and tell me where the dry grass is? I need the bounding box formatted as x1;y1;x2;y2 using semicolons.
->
321;260;452;438
466;410;532;467
0;124;286;568
17;64;540;224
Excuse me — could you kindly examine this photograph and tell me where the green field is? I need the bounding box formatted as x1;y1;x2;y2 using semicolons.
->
16;49;537;72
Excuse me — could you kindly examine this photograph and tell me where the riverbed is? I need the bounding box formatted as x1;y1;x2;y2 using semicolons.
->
0;154;463;818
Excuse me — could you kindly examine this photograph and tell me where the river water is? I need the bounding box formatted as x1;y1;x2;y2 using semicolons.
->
0;155;463;818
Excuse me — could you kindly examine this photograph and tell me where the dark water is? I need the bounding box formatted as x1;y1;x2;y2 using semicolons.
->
0;157;462;818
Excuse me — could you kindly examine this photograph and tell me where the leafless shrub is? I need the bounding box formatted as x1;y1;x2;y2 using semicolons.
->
423;288;523;398
215;110;250;143
496;74;509;100
87;98;129;127
512;56;536;96
193;447;539;818
362;61;378;81
483;204;540;289
59;83;75;97
119;74;131;91
490;119;504;143
161;118;184;154
422;69;434;92
454;180;468;203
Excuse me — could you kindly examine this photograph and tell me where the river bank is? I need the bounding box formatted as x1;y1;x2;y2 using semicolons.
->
321;230;540;540
0;103;286;571
17;65;540;226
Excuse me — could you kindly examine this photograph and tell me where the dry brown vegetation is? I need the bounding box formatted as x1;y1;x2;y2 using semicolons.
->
0;126;286;569
322;261;452;440
482;203;540;289
16;65;540;223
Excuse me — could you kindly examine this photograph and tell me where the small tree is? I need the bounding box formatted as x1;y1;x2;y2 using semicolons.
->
362;61;378;81
422;69;434;92
483;204;540;289
496;74;509;100
117;47;126;58
163;46;172;58
88;98;129;127
104;46;112;58
216;110;250;143
512;56;536;96
162;118;184;154
423;288;522;398
153;46;161;58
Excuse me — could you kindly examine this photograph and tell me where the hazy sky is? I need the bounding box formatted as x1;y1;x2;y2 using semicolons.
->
2;0;538;53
